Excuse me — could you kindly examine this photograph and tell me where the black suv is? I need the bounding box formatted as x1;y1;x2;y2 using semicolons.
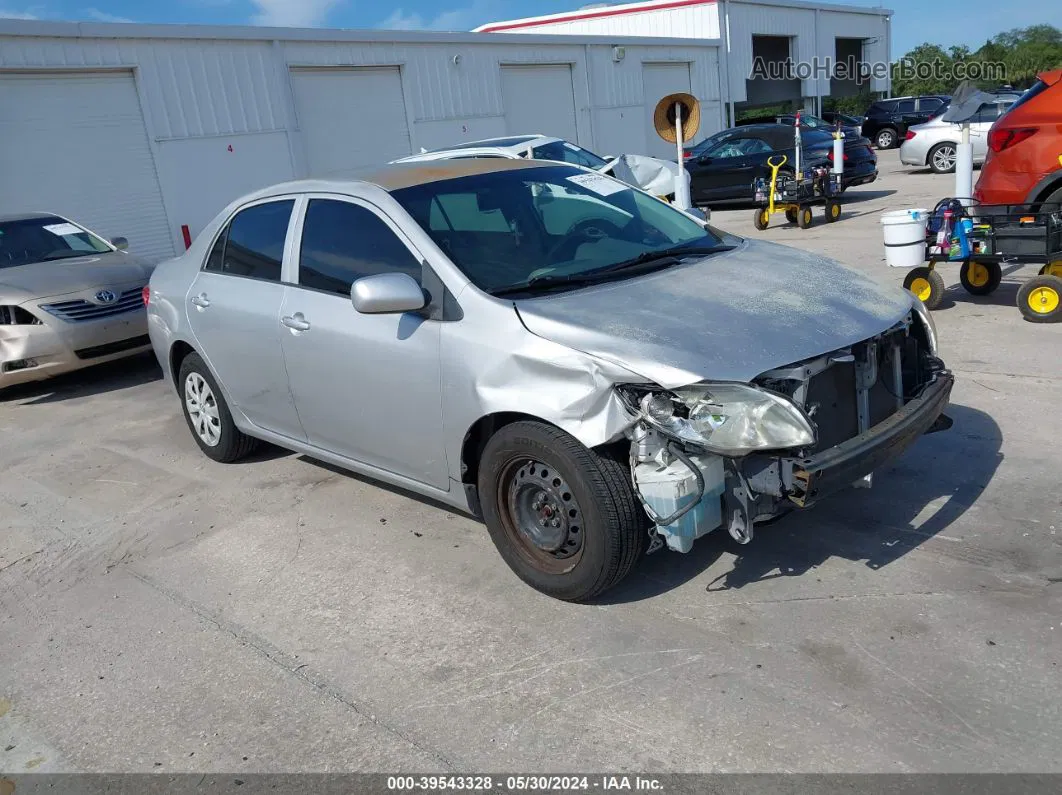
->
861;95;950;150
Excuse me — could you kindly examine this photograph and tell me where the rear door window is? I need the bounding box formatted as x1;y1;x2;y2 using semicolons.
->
206;200;294;281
896;99;916;113
919;97;945;113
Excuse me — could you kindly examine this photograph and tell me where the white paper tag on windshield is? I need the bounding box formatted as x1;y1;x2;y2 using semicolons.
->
43;222;83;237
567;173;627;196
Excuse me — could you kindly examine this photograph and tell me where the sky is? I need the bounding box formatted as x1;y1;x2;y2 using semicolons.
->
0;0;1059;57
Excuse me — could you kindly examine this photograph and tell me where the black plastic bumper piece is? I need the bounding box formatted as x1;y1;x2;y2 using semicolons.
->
788;372;955;507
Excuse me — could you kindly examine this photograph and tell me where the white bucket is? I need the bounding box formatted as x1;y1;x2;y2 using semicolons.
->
881;208;929;268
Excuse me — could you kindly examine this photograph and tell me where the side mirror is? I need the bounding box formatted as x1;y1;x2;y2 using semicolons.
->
351;273;426;315
110;236;129;251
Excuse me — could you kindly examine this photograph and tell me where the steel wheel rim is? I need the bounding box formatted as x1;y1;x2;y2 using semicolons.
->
498;458;584;574
1028;286;1060;314
184;373;222;447
932;146;956;172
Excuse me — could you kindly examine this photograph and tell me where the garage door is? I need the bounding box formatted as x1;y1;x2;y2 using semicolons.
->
0;71;174;262
290;67;412;178
500;65;578;143
642;62;692;159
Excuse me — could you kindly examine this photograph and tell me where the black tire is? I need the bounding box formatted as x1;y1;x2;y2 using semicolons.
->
478;421;646;602
825;199;842;223
928;142;957;174
959;260;1002;295
875;127;898;149
798;205;814;229
784;207;798;224
753;207;770;230
903;266;946;310
177;352;259;463
1017;275;1062;323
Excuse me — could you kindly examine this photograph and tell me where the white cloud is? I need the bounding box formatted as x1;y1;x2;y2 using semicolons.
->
0;7;38;18
86;7;134;22
251;0;341;27
380;1;499;32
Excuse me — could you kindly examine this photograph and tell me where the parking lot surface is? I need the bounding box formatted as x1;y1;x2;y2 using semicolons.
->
2;150;1061;774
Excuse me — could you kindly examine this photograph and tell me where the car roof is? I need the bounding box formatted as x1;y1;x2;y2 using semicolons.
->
244;158;562;200
427;134;544;151
0;211;59;223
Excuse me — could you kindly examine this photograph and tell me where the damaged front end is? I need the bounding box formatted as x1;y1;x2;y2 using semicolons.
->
619;308;953;554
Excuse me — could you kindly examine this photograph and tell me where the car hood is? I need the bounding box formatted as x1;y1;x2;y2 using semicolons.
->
0;251;155;303
514;238;914;389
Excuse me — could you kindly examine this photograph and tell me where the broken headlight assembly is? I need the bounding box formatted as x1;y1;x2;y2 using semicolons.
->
911;298;939;356
619;382;816;456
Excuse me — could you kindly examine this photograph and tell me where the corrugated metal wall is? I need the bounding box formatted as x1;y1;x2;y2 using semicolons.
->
0;26;723;252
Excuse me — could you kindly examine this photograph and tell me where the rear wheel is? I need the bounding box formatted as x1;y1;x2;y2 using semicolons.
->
784;207;798;224
904;266;946;310
875;127;898;150
478;421;646;602
798;205;814;229
752;207;770;231
178;352;259;463
959;260;1002;295
825;199;842;223
928;143;958;174
1017;275;1062;323
1038;261;1062;278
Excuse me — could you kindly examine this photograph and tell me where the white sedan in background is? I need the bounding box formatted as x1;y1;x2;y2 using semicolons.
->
392;134;691;201
899;93;1020;174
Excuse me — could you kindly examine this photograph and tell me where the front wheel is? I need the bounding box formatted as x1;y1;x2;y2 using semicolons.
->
825;199;842;223
478;421;646;602
798;205;814;229
960;260;1002;295
1017;275;1062;323
753;207;770;230
904;266;946;310
178;352;259;463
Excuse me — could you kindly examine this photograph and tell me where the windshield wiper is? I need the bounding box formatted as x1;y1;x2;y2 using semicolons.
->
491;243;735;297
37;251;93;262
591;243;735;275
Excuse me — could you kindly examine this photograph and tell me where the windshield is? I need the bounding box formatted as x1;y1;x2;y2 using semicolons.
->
799;114;830;129
530;141;611;170
0;216;111;268
391;165;729;296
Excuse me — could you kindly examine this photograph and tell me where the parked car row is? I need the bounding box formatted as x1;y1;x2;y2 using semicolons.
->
683;123;878;206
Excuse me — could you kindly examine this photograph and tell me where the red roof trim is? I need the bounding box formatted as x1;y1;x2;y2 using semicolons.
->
478;0;717;33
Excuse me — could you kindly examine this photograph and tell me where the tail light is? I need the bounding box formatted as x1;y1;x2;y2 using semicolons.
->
683;150;693;160
826;150;849;162
988;127;1038;153
904;130;917;141
142;286;151;306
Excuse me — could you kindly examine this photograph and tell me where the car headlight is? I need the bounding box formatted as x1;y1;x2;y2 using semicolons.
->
911;298;939;356
622;382;816;456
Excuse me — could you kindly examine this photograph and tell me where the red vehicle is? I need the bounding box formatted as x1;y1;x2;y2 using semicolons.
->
973;69;1062;207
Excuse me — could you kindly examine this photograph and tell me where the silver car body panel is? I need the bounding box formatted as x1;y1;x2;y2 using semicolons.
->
515;238;914;389
148;162;919;516
1;218;156;387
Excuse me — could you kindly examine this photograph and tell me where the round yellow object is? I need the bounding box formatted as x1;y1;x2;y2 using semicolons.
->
909;277;933;302
1027;284;1060;314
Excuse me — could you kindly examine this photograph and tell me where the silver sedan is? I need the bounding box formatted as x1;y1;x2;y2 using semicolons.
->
1;213;155;389
899;94;1020;174
147;159;953;602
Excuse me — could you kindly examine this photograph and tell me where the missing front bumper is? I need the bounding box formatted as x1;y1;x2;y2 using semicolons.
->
786;372;954;507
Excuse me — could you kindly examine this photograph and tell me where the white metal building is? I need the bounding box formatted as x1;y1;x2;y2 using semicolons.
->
0;20;724;262
476;0;893;123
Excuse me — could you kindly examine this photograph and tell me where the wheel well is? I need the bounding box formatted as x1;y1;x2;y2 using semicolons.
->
168;340;196;387
1031;178;1062;207
459;412;630;488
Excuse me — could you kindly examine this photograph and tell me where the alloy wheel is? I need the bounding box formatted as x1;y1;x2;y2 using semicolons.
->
932;145;957;173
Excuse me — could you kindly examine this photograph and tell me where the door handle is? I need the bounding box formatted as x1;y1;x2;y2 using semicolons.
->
190;293;210;309
281;313;311;332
